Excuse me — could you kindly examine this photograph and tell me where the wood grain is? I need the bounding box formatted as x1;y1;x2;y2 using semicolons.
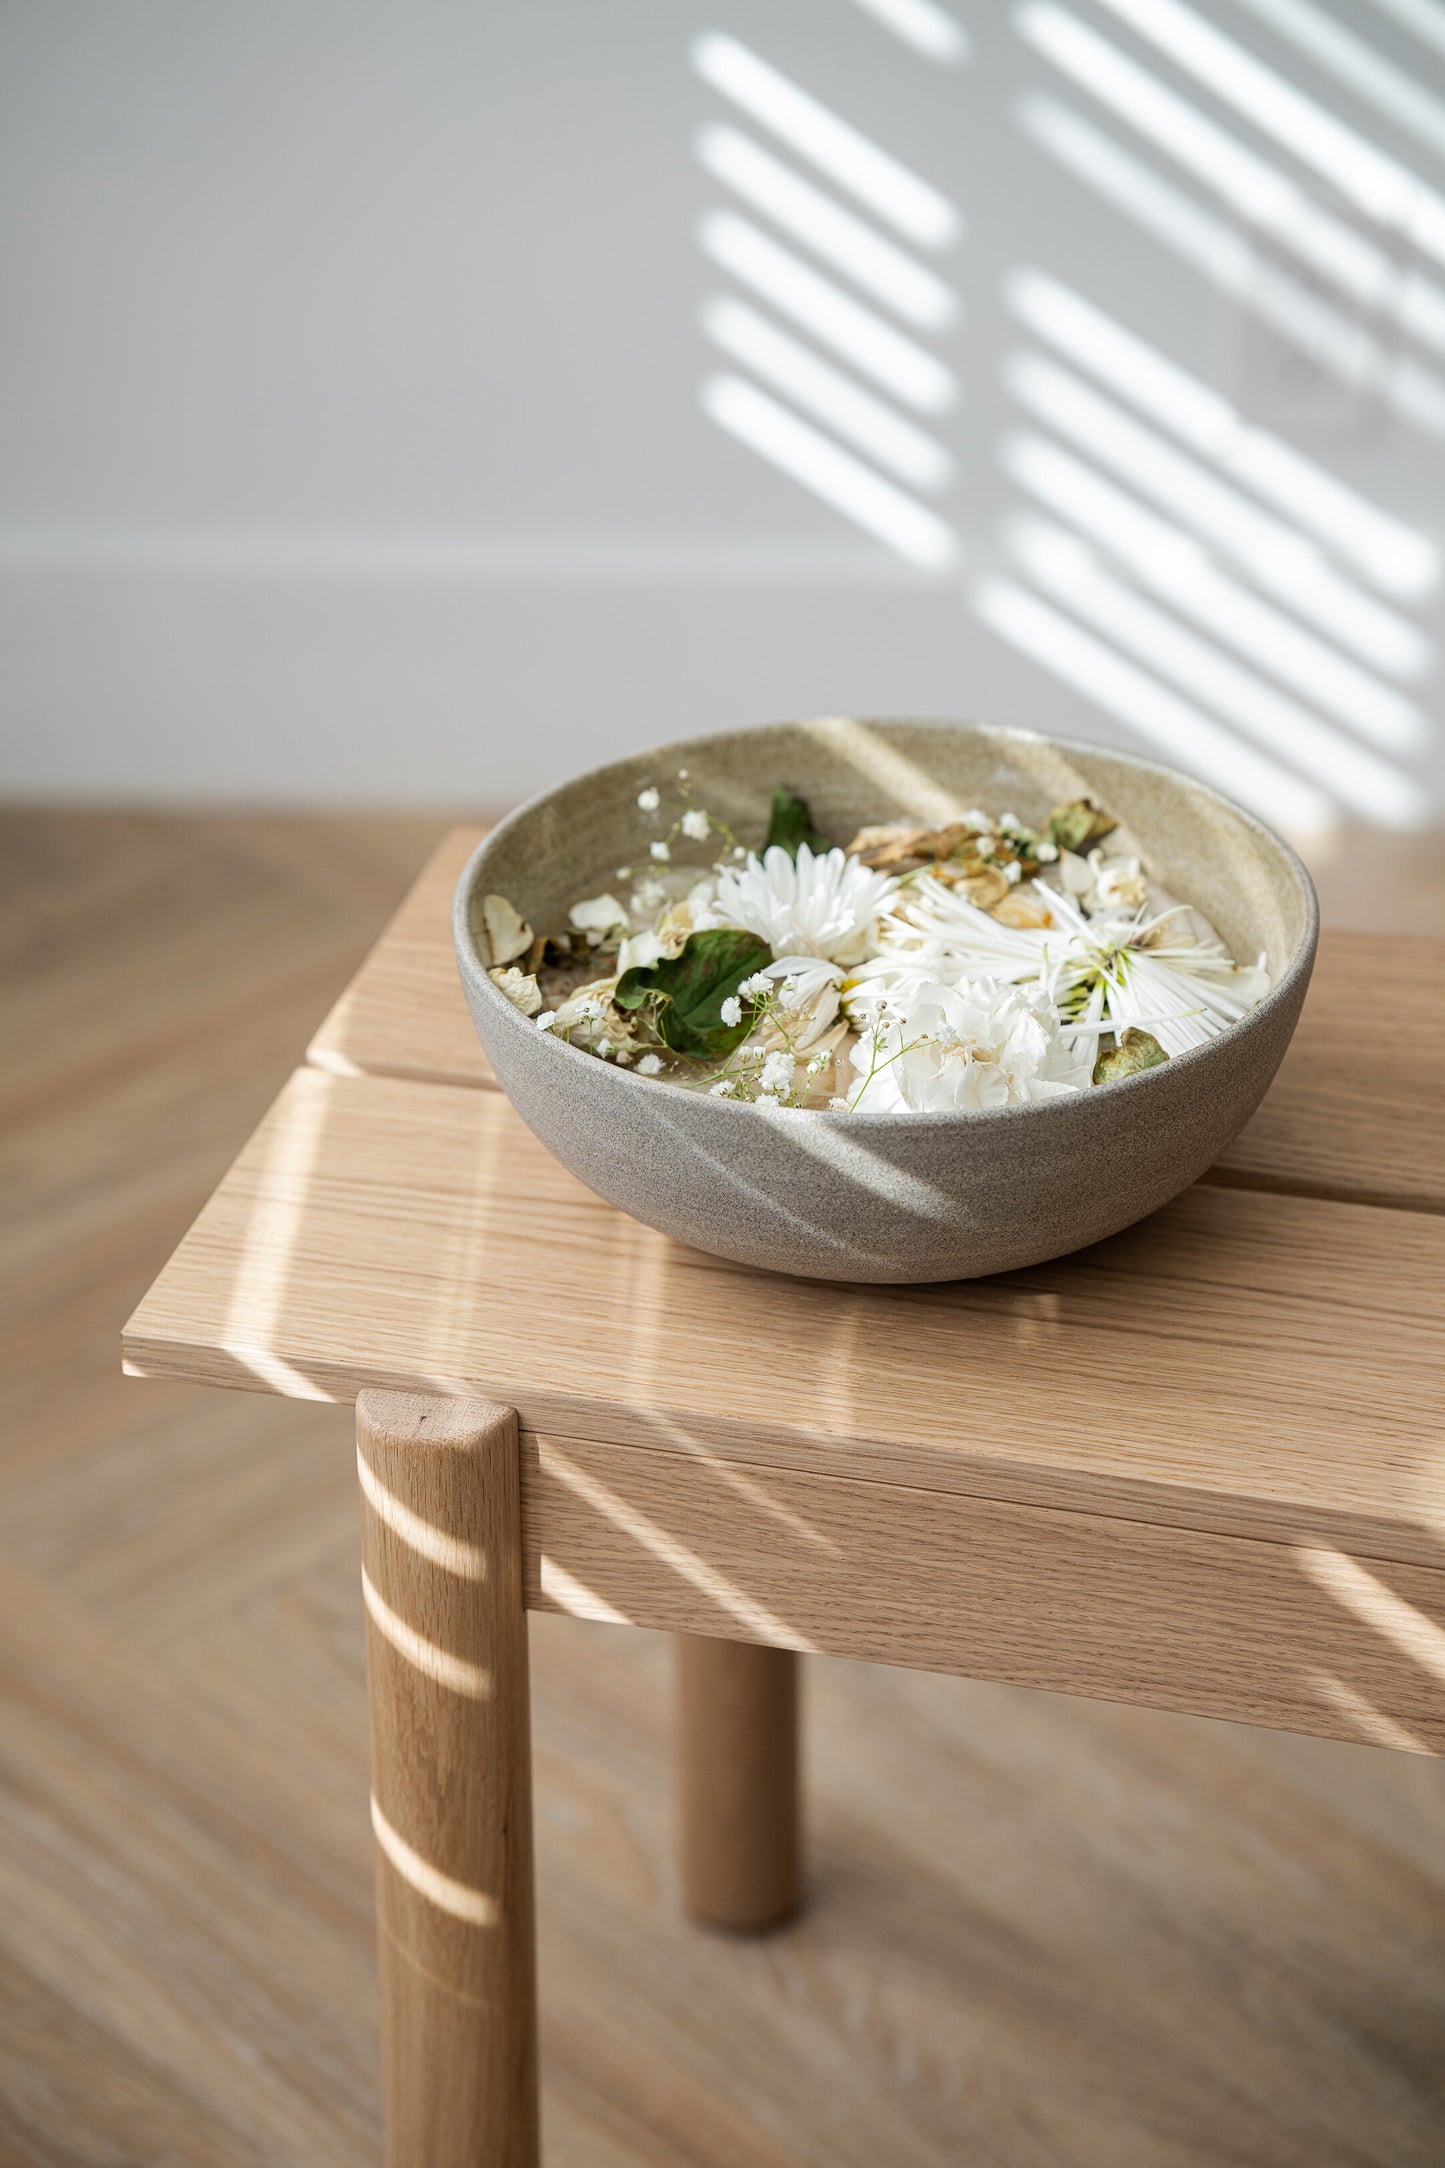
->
1213;928;1445;1212
677;1637;801;1928
358;1392;539;2168
309;828;493;1089
124;1066;1445;1574
525;1434;1445;1755
303;828;1445;1215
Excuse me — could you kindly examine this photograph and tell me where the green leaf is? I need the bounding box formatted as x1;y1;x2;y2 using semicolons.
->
1092;1027;1169;1086
614;928;774;1059
1045;798;1117;854
763;786;831;859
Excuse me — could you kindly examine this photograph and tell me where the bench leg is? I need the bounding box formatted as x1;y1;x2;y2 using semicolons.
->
676;1634;802;1931
357;1390;539;2168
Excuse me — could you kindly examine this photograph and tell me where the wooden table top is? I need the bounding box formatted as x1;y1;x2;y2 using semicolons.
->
125;830;1445;1575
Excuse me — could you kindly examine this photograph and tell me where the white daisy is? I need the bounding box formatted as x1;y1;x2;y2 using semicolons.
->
712;843;896;965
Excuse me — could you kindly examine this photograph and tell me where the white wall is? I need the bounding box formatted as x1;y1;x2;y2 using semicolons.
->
3;0;1443;830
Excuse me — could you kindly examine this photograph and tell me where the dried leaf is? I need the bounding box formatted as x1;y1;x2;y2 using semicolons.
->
480;892;533;966
1092;1027;1169;1086
764;787;832;859
936;863;1009;909
1046;799;1117;855
851;821;988;873
615;928;773;1059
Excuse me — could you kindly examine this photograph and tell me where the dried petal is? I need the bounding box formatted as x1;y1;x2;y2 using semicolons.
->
481;892;534;966
570;893;629;938
992;892;1054;930
489;966;542;1016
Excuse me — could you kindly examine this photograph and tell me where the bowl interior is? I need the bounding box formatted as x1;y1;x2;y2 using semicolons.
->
467;718;1314;989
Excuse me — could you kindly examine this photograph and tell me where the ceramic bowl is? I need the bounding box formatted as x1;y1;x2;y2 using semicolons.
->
453;718;1317;1283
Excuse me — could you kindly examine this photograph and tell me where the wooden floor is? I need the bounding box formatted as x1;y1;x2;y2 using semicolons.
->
3;807;1445;2168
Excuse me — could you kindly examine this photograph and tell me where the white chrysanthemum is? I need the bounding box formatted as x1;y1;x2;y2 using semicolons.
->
851;977;1092;1112
713;844;896;966
869;873;1267;1058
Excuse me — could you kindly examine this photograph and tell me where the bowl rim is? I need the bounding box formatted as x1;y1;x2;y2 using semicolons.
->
454;715;1320;1128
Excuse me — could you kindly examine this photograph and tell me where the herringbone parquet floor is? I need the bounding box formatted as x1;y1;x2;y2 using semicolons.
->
3;807;1444;2167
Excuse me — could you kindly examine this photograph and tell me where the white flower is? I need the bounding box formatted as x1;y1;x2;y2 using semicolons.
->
759;1049;795;1095
552;983;619;1036
1004;859;1022;886
710;1077;737;1096
637;1052;663;1075
1035;840;1059;863
720;994;742;1026
738;971;773;1000
828;1095;849;1111
650;840;671;863
681;808;711;841
757;955;844;1047
1000;811;1024;833
631;877;667;913
1086;851;1149;916
637;786;661;812
851;977;1091;1112
869;874;1264;1057
570;893;628;937
536;1011;557;1031
962;807;991;828
712;843;896;966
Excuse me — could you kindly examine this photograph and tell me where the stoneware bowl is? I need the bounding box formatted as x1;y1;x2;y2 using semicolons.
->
454;718;1317;1283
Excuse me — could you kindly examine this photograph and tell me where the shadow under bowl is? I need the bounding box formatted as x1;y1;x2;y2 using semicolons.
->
454;718;1318;1284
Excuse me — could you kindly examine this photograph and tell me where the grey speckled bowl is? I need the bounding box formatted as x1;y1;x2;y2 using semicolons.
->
454;718;1317;1283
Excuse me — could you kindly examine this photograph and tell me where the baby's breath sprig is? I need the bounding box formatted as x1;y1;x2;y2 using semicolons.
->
847;1006;926;1112
635;770;742;863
